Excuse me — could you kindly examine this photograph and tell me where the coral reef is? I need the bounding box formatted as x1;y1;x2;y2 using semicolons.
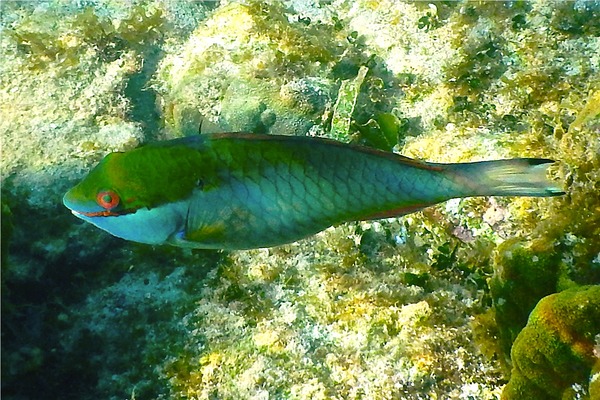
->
2;0;599;399
502;285;600;400
489;239;562;363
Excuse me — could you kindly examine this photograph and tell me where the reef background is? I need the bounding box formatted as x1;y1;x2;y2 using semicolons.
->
1;1;599;399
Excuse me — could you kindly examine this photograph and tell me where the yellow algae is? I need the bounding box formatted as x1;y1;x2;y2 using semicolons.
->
252;330;283;352
569;89;600;132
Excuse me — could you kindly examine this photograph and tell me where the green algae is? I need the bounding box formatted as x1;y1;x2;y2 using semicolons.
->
330;65;368;141
489;240;562;363
502;285;600;400
354;111;404;151
550;1;600;37
570;90;600;132
7;5;163;73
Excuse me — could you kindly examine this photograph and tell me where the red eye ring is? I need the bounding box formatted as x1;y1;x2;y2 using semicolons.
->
96;190;120;210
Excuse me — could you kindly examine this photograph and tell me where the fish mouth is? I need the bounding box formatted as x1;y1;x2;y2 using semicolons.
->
72;209;119;217
71;207;141;218
64;194;136;218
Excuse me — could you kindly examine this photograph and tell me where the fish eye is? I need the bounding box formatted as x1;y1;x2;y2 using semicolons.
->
96;190;120;210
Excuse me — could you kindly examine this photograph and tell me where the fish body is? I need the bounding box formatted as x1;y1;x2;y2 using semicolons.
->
63;133;563;249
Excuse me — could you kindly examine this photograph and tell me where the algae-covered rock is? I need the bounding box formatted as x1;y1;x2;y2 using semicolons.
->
154;1;345;139
502;285;600;400
591;360;600;400
489;239;561;362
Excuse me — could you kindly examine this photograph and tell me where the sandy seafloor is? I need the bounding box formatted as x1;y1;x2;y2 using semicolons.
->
1;1;599;399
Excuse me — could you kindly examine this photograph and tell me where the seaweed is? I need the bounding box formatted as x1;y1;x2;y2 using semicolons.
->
8;6;163;72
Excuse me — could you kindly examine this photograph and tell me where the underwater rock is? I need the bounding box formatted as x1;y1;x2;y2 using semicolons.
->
502;285;600;399
489;239;561;362
155;1;343;139
218;78;330;136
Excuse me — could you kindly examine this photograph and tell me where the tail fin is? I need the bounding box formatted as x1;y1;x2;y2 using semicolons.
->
445;158;565;197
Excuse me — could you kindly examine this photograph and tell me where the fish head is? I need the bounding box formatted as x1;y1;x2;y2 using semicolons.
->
63;146;201;244
63;152;149;216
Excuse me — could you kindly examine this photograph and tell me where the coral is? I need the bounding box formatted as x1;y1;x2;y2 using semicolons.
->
489;240;562;363
216;77;331;136
591;359;600;400
502;285;600;399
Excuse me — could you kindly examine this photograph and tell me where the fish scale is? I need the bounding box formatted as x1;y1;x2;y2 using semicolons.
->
63;133;564;250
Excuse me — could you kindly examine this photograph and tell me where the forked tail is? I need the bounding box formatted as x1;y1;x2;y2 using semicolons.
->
444;158;565;197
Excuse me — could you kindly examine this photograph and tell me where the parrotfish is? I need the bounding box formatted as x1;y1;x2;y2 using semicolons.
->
63;133;564;250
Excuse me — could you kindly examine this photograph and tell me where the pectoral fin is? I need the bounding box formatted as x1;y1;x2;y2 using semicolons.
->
166;189;230;249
